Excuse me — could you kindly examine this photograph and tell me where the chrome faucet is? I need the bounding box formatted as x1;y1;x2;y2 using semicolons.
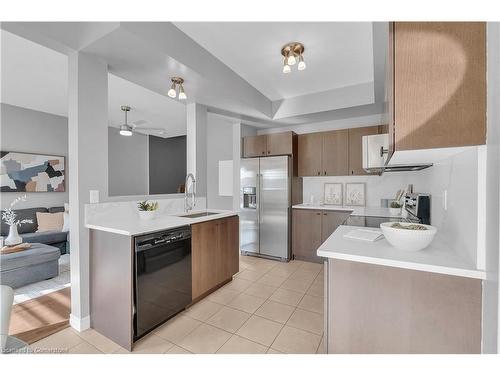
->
184;173;196;212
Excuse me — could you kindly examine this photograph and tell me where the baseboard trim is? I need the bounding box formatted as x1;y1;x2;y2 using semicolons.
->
69;314;90;332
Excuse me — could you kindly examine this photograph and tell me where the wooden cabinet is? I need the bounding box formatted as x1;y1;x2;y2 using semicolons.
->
347;126;383;176
298;133;323;176
293;209;351;263
389;22;486;154
191;216;239;300
243;135;267;157
322;130;349;176
242;132;296;158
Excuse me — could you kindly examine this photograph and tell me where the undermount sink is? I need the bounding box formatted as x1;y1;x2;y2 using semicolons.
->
177;211;220;218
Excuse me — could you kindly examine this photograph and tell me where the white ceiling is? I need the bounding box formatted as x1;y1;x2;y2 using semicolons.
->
174;22;375;101
1;30;187;137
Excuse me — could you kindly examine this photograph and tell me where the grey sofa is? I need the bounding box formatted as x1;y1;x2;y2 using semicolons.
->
1;206;69;254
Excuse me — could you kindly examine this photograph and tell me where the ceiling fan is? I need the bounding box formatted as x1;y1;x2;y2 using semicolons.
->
119;106;165;136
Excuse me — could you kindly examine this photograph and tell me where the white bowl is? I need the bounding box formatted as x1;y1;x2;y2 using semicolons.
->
380;222;437;251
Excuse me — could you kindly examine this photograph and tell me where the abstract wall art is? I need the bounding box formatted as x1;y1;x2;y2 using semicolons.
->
345;182;366;206
0;151;65;192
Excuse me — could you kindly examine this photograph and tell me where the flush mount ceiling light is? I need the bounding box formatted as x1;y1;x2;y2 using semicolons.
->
167;77;187;100
281;42;306;73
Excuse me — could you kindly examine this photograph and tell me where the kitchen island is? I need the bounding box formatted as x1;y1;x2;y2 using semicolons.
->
85;209;239;351
319;225;485;354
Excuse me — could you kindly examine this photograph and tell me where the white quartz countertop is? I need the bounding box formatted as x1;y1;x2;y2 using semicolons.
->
317;225;485;279
85;209;238;236
292;204;406;218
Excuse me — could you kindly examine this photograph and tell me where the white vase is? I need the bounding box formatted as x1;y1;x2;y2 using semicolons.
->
5;225;22;246
138;211;157;220
389;207;401;216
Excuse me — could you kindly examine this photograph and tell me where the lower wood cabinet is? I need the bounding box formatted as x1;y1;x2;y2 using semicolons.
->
191;216;239;300
292;209;351;263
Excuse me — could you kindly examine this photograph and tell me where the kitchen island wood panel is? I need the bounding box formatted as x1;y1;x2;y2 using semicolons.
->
326;259;482;353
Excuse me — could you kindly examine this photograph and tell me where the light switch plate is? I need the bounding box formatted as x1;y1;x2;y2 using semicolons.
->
89;190;100;204
442;190;447;211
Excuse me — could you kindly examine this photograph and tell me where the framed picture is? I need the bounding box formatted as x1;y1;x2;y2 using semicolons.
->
0;151;65;192
323;183;343;205
345;183;366;206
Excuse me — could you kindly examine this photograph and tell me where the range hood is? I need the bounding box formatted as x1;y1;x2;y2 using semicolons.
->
362;134;433;174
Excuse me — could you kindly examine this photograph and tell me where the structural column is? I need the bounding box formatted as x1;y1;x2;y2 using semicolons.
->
186;103;207;199
68;52;108;331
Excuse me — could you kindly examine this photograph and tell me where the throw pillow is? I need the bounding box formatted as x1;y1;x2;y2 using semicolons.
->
36;212;64;232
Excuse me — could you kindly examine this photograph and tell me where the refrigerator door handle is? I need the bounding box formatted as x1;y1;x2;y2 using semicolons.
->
258;173;263;225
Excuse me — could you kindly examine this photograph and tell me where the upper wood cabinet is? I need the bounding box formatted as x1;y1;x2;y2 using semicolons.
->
243;135;267;157
298;132;323;176
389;22;486;154
322;130;349;176
191;216;239;300
348;126;384;176
242;132;296;158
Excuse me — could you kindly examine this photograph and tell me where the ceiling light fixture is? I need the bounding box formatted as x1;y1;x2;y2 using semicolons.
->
281;42;306;74
119;106;133;136
168;77;187;100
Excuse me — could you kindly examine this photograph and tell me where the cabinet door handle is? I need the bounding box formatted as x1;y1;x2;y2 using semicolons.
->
323;213;327;216
324;171;327;175
268;150;271;154
317;171;321;175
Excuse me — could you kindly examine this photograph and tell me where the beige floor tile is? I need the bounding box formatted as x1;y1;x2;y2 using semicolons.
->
206;287;240;305
316;336;326;354
236;315;283;346
206;306;251;333
154;314;201;344
254;300;295;324
166;344;192;354
178;323;232;354
77;328;121;354
280;276;314;293
131;334;174;354
184;299;223;321
243;262;276;273
269;288;305;306
286;308;324;335
223;278;253;292
267;266;296;278
271;326;321;354
258;274;287;287
217;335;268;354
298;294;323;314
32;327;83;352
243;282;277;299
68;341;103;354
267;347;284;354
228;293;266;314
288;269;319;282
235;269;266;282
299;261;323;273
306;281;324;298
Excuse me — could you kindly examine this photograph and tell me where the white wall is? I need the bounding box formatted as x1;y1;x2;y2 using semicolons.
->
206;113;234;210
108;126;148;196
0;103;69;209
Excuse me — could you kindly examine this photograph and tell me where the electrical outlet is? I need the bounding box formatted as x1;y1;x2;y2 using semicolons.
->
442;190;447;211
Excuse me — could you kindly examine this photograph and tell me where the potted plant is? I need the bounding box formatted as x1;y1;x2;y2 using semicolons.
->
389;201;402;216
137;200;159;220
2;195;33;246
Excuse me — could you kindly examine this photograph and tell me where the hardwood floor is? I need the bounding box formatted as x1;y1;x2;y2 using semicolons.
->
9;287;71;344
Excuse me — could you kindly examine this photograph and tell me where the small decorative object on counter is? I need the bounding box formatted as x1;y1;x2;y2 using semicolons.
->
324;183;343;205
2;195;33;246
380;222;437;251
137;200;159;220
389;201;402;215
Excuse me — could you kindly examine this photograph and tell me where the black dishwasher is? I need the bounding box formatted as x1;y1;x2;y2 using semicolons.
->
133;226;191;340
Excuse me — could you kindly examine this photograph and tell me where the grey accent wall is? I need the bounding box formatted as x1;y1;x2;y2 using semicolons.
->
206;114;235;210
0;103;68;209
108;127;148;196
149;135;186;194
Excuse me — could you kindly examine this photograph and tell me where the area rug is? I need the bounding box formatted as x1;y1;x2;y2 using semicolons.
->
9;287;71;344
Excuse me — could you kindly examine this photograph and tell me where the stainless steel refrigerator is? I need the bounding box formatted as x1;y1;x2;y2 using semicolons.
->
240;156;291;261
